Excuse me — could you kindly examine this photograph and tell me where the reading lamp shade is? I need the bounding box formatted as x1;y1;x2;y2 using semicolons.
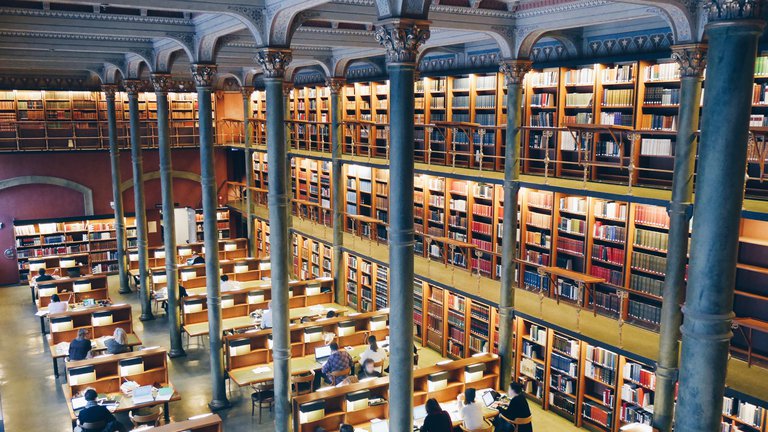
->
427;371;449;392
152;273;167;284
154;250;166;260
234;262;249;274
306;283;321;296
118;357;144;376
178;247;192;257
303;326;323;343
129;252;139;262
464;363;486;383
345;389;370;412
50;317;74;332
29;260;46;272
39;284;58;298
68;365;96;385
221;295;235;309
224;242;237;252
299;400;325;424
59;258;77;268
248;291;265;304
73;280;91;293
183;299;203;314
229;338;251;357
91;311;113;326
370;315;387;331
259;261;271;271
337;320;356;337
181;269;196;282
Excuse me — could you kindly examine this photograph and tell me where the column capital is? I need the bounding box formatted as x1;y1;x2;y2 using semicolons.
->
256;48;292;79
123;79;143;96
241;85;255;98
704;0;765;22
150;73;174;93
101;84;119;98
374;18;431;65
671;44;708;78
499;59;532;86
282;82;294;97
191;64;217;88
326;77;345;94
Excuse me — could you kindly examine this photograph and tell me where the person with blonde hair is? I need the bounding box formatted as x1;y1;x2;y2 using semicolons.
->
105;327;129;354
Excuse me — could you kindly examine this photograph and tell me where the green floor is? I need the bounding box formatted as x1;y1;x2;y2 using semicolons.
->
0;275;581;431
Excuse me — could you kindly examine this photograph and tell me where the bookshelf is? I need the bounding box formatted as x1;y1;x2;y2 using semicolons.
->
291;157;332;227
548;331;581;423
414;278;424;344
518;318;548;402
426;284;445;353
618;357;656;427
722;394;767;432
14;215;136;282
590;198;629;319
446;291;467;359
520;189;554;293
582;344;618;431
291;234;332;281
524;68;560;176
733;218;768;366
194;207;230;242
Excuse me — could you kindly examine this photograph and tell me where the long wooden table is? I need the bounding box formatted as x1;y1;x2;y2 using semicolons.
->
182;303;352;337
49;332;142;378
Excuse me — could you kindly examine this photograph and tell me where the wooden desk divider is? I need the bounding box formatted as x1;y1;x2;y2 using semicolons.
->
129;238;250;271
47;303;136;346
36;274;109;309
28;252;91;278
223;310;390;373
142;414;223;432
152;256;271;293
290;353;500;432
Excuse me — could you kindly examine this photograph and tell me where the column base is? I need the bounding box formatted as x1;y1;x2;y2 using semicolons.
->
118;286;132;294
139;313;155;321
208;399;231;412
168;348;187;358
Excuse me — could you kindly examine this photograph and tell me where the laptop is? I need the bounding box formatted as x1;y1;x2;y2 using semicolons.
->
371;419;389;432
482;390;502;409
315;345;332;363
414;405;428;420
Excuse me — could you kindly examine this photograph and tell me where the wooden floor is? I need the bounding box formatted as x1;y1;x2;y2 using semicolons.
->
0;275;580;431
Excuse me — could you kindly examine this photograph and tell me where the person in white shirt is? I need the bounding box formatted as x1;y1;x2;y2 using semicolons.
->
260;300;273;329
47;294;69;314
358;335;387;369
220;274;241;292
458;388;489;431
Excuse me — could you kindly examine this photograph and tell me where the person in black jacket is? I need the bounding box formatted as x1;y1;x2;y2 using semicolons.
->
497;382;533;432
68;328;92;361
77;389;126;432
420;398;453;432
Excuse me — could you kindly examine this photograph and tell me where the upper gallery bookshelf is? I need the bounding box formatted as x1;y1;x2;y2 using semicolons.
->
0;90;214;151
13;214;136;282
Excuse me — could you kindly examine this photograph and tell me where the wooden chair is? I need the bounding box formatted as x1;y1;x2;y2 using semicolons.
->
291;370;315;396
372;360;385;374
129;406;163;428
78;420;106;432
251;382;275;423
499;414;532;432
459;422;495;432
329;367;351;385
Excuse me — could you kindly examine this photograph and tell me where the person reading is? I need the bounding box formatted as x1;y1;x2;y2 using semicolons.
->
420;398;452;432
68;328;92;361
458;388;489;431
104;328;129;354
357;358;382;379
496;382;533;432
314;342;353;389
76;388;126;432
48;293;69;314
260;301;273;329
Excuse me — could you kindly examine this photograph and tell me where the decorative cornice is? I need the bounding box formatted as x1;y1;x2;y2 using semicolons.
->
326;77;345;94
513;0;611;17
0;31;152;43
296;27;373;37
123;79;143;95
0;7;192;25
671;44;707;78
430;3;515;17
374;19;431;65
191;64;217;88
704;0;764;21
256;48;292;79
150;73;174;93
101;84;119;98
226;5;265;27
499;59;532;86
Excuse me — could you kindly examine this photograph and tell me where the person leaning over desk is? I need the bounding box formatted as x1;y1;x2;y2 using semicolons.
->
47;293;69;314
420;398;453;432
104;327;129;355
458;388;490;431
314;342;353;389
69;328;92;361
75;389;127;432
495;382;533;432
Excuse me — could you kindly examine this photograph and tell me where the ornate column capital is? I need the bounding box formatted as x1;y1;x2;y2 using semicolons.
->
101;84;119;99
704;0;765;22
150;73;174;93
671;44;708;78
256;48;292;79
374;18;431;65
123;79;143;96
191;64;217;88
499;59;532;86
326;77;345;95
241;85;255;98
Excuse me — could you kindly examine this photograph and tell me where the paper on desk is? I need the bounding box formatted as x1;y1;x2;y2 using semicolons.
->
35;310;48;317
55;342;70;355
252;366;271;374
156;387;174;401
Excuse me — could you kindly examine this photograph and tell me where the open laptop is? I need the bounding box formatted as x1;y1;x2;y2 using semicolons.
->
315;345;332;363
483;390;501;409
371;419;389;432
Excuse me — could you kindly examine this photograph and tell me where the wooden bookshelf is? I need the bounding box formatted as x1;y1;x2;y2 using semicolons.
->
547;330;581;423
292;233;332;281
194;207;230;242
618;356;656;427
291;157;332;227
14;214;136;283
582;344;619;431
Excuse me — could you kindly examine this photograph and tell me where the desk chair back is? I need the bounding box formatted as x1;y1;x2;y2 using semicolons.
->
329;367;351;385
460;422;494;432
130;407;163;427
79;420;106;432
372;360;385;374
291;370;315;396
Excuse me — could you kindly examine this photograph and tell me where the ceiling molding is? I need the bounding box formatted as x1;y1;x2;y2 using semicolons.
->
0;31;152;43
0;7;193;25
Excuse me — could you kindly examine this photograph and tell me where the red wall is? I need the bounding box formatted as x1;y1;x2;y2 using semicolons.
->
0;148;230;284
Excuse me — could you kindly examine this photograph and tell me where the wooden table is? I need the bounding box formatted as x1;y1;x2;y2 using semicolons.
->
62;383;181;427
734;317;768;366
48;333;142;378
229;343;370;387
182;303;351;337
36;300;114;334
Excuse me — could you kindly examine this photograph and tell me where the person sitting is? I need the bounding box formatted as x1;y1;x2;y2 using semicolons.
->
336;375;359;387
104;327;129;354
496;382;533;432
315;342;353;389
339;425;354;432
69;328;92;361
260;301;273;329
357;358;382;380
161;285;188;313
77;389;126;432
458;388;489;431
188;253;205;265
48;293;69;314
325;310;337;319
220;274;241;292
36;268;54;283
300;316;313;323
359;335;387;369
420;398;453;432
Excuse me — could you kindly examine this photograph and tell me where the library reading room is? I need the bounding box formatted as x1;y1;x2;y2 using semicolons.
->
1;1;768;432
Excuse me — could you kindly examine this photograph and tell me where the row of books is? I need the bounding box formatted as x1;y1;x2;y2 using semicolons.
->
634;228;669;252
564;113;594;125
559;217;586;235
602;65;635;83
550;374;577;397
524;250;550;266
529;70;559;87
723;397;765;428
602;89;634;106
526;231;551;248
556;279;581;301
640;138;674;156
551;352;579;377
635;205;670;228
631;251;667;275
583;401;613;428
596;140;624;157
644;87;681;106
639;114;677;131
592;245;625;265
628;300;661;325
600;112;634;127
565;93;594;107
557;237;584;254
523;269;550;291
565;68;595;86
630;273;665;297
591;265;624;286
530;93;555;107
594;223;626;242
